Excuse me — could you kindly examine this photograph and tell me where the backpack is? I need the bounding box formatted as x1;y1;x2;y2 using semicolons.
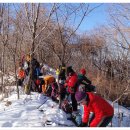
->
78;84;96;92
61;100;73;114
85;84;96;92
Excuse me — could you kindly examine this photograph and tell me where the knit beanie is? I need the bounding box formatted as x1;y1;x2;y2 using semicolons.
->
75;91;87;103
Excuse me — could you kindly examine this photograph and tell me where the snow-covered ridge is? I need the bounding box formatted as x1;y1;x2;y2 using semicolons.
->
0;65;130;127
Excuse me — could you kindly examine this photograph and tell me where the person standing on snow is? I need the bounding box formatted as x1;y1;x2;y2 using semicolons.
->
78;69;91;85
64;66;78;112
75;91;114;127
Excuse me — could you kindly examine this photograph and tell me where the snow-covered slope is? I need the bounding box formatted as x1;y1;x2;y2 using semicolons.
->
0;92;75;127
0;91;130;127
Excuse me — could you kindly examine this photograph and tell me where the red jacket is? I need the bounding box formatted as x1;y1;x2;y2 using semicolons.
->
82;92;114;127
65;73;78;93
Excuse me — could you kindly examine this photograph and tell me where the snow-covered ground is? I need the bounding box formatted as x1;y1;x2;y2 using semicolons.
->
0;89;130;127
0;91;75;127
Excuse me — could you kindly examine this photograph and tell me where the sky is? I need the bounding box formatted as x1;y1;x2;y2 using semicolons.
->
1;2;129;34
78;3;108;32
46;3;108;33
10;3;108;33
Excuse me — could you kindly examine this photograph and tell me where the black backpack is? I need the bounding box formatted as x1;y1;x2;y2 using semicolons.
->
85;84;96;92
78;84;96;92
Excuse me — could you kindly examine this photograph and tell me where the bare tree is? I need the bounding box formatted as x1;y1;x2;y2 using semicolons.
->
0;4;9;98
23;3;57;94
44;3;103;67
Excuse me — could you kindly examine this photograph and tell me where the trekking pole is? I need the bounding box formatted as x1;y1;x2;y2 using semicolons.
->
37;97;49;110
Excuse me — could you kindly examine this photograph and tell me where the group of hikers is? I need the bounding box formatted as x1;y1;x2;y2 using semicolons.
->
17;55;114;127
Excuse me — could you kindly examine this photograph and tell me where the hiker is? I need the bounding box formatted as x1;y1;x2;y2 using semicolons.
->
29;58;41;92
57;64;66;108
55;68;60;82
75;91;114;127
77;68;95;92
31;58;40;79
64;66;78;113
17;67;25;87
42;75;55;95
57;64;66;84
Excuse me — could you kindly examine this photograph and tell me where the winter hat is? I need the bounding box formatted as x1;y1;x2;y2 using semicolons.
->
75;91;87;103
80;68;86;75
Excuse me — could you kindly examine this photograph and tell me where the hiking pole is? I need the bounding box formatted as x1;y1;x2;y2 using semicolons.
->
37;97;49;110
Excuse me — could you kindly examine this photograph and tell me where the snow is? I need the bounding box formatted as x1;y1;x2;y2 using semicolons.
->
0;89;130;127
0;91;75;127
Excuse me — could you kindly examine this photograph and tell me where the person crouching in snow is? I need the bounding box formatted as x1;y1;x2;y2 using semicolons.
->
75;91;114;127
42;75;55;95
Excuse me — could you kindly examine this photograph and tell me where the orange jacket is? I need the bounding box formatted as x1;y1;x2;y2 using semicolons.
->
18;69;25;79
44;75;55;85
42;75;55;93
